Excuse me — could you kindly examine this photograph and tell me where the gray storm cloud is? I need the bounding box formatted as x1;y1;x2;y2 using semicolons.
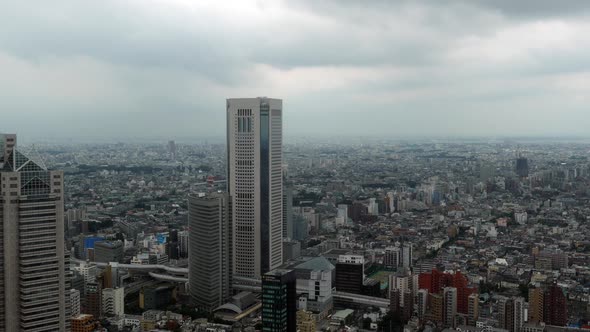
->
0;0;589;140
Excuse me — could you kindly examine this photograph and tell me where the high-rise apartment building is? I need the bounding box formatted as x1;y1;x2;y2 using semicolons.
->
70;289;81;317
85;278;102;318
528;287;544;324
102;287;125;317
227;97;283;278
513;297;525;332
402;243;413;268
452;271;477;315
178;230;189;258
188;193;232;311
384;247;400;268
443;287;457;328
416;289;428;319
467;293;479;326
0;134;68;331
427;293;444;323
544;283;568;326
499;296;525;332
389;272;411;309
262;269;296;332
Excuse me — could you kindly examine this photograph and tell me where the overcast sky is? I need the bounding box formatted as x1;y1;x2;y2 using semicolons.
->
1;0;590;140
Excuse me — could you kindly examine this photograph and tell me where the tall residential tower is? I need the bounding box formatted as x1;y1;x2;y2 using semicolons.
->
227;97;283;278
0;134;68;331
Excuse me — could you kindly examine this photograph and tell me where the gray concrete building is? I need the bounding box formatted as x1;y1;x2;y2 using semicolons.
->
283;186;293;239
188;192;231;311
94;241;124;263
0;134;67;331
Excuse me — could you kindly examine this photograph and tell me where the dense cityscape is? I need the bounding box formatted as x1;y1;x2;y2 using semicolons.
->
3;1;590;332
2;97;590;331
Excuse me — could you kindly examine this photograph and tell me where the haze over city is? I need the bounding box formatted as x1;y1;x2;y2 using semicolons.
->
4;1;590;332
2;0;590;140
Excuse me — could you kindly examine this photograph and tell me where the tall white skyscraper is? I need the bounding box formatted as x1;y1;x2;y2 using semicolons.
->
0;134;67;331
227;97;283;278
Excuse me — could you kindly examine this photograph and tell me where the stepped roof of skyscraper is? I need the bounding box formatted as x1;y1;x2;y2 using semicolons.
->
1;146;47;172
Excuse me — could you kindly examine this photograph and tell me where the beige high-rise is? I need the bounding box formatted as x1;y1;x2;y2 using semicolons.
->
0;134;67;331
227;97;283;279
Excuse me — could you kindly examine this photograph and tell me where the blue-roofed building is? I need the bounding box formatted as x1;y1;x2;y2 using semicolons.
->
84;236;105;250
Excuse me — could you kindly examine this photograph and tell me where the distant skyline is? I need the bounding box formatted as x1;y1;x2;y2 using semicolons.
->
1;0;590;139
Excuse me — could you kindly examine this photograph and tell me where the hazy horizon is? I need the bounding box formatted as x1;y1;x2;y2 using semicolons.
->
11;133;590;146
2;0;590;139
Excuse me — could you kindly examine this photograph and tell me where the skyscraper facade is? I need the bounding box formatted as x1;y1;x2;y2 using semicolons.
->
283;186;293;239
334;255;364;294
227;97;283;278
516;156;529;177
188;193;232;311
262;269;296;332
0;134;68;331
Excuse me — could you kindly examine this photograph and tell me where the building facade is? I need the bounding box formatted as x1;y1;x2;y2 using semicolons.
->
102;287;124;317
544;283;567;326
70;289;81;317
444;287;457;328
467;293;479;326
94;241;124;263
335;255;364;294
227;97;283;278
283;186;293;239
384;247;400;268
262;269;296;332
528;287;544;323
71;314;97;332
188;193;232;311
296;310;316;332
0;134;68;331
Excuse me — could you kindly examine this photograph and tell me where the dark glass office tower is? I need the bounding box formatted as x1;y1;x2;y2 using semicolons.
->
516;156;529;177
262;269;296;332
334;255;364;294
